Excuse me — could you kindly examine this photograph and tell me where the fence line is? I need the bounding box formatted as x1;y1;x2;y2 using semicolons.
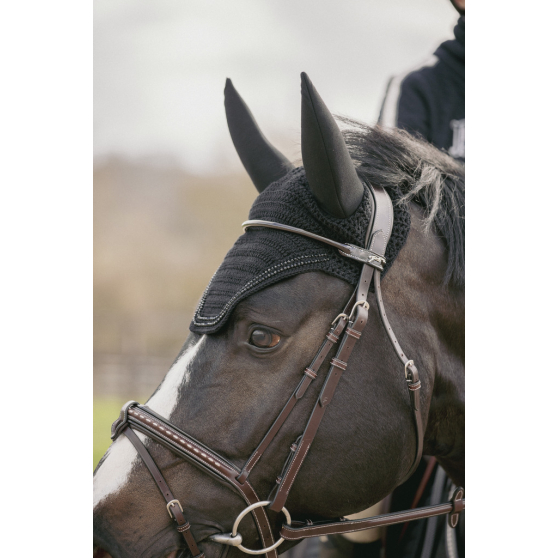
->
94;352;174;399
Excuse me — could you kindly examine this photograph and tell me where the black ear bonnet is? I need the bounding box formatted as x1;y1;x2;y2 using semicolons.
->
189;75;411;334
189;169;410;334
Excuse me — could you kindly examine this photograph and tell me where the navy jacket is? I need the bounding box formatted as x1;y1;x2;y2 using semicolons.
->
379;17;465;161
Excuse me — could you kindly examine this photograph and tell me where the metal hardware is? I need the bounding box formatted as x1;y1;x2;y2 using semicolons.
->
166;499;183;518
331;313;349;326
349;300;370;322
404;360;415;381
209;533;244;546
368;254;386;265
448;486;465;528
210;500;291;555
342;244;386;270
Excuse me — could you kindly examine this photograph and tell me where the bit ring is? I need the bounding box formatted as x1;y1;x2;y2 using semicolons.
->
230;500;291;555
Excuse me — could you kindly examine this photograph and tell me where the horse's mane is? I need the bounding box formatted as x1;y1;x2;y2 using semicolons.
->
339;118;465;288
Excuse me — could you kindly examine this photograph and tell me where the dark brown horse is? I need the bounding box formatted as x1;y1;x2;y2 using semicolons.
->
93;74;464;558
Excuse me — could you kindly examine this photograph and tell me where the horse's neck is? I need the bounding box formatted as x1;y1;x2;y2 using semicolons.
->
421;231;464;487
384;204;465;486
424;338;465;485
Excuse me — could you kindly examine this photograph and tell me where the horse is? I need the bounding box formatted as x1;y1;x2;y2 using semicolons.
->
93;72;464;558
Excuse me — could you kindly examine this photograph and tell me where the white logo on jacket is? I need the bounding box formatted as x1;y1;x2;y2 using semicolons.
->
449;119;465;159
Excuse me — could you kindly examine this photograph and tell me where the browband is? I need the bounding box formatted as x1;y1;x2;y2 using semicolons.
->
243;220;386;270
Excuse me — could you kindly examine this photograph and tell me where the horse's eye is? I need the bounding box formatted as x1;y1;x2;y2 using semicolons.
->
249;329;281;348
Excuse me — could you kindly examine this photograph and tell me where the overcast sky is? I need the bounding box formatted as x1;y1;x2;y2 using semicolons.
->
94;0;458;174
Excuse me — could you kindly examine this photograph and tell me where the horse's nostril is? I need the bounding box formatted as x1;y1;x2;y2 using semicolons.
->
93;546;112;558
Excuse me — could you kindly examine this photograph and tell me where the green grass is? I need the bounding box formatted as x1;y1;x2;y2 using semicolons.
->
94;398;144;469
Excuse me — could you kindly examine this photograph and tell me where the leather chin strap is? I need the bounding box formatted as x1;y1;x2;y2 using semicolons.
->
109;182;462;556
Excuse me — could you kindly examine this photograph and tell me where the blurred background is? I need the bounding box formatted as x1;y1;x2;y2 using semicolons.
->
94;0;458;466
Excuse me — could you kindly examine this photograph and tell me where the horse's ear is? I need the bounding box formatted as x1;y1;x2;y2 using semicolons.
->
300;72;364;218
225;78;294;193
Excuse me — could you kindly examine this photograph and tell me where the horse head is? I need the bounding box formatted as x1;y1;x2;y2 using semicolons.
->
93;74;464;558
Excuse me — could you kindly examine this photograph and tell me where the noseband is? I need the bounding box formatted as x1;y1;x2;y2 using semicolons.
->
110;183;464;558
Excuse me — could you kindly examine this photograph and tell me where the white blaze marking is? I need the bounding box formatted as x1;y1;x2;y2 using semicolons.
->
92;432;145;509
145;336;204;419
93;337;204;509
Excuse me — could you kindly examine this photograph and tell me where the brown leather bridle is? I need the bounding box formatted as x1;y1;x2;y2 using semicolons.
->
109;182;464;558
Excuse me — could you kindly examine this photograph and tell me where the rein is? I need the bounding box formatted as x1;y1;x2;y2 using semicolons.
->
109;183;464;556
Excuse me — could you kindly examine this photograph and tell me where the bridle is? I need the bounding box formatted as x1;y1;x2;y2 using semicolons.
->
109;182;464;558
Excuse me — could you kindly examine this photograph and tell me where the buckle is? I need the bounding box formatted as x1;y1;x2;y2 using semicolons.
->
331;313;349;326
348;300;370;322
167;499;184;518
404;360;418;382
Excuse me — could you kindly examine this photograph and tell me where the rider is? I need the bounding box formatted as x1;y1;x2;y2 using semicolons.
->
377;3;465;557
378;0;465;162
320;3;465;558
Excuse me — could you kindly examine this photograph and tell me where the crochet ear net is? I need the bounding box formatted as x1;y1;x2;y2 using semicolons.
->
300;73;364;219
224;79;294;193
224;75;364;218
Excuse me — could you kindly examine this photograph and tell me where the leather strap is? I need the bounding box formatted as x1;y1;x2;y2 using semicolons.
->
398;456;438;541
268;181;422;513
367;184;393;257
236;308;352;484
367;183;423;481
268;302;369;512
267;182;391;513
279;487;464;540
116;406;279;558
269;306;368;512
373;269;424;482
123;427;204;558
267;201;385;513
